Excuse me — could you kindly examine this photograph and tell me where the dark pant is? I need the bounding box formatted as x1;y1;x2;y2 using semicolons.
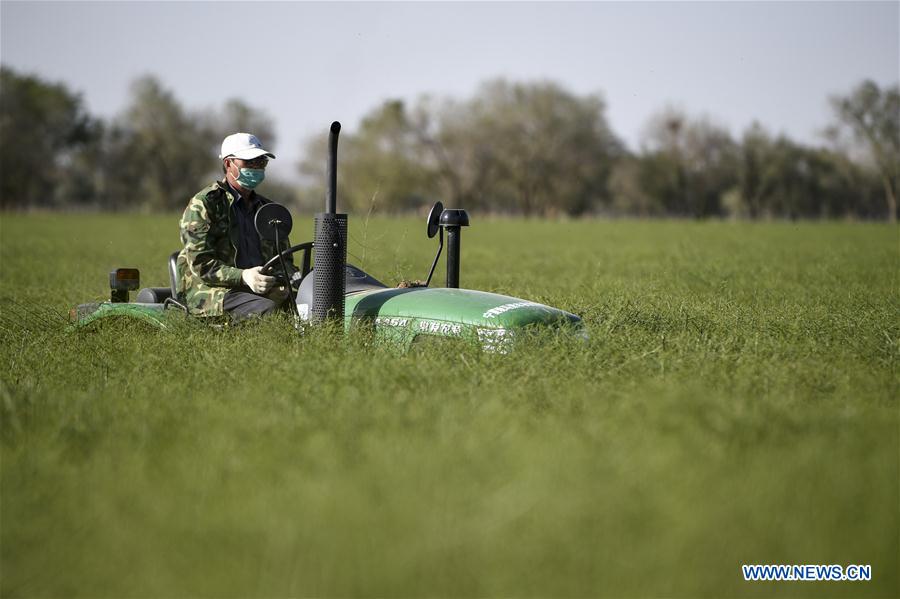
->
223;289;286;321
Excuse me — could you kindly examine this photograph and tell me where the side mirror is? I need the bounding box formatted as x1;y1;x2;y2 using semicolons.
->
255;203;293;242
426;201;443;238
422;201;445;286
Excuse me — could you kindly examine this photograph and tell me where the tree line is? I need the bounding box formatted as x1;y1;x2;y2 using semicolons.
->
2;66;897;221
0;68;286;212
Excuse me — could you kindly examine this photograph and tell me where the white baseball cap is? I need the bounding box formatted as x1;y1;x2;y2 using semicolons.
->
219;133;276;160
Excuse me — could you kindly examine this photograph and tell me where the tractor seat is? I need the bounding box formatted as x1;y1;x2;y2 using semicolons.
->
134;251;181;304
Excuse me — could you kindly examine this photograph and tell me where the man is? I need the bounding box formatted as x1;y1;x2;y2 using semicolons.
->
176;133;297;320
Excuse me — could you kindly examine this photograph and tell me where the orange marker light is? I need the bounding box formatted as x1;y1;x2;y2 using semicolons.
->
109;268;140;302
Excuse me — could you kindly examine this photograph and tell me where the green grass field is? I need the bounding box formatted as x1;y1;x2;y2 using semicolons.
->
1;213;897;597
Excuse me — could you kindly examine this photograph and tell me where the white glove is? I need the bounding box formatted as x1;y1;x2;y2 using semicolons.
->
241;266;277;294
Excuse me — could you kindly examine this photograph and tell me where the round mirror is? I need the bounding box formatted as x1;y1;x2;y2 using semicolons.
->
426;201;444;238
255;203;293;241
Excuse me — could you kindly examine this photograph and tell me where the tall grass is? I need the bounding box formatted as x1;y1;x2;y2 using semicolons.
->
1;214;897;597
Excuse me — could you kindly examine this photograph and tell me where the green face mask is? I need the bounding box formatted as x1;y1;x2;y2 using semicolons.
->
235;167;265;189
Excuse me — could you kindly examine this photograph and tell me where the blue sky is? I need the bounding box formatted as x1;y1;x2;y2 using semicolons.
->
2;1;897;182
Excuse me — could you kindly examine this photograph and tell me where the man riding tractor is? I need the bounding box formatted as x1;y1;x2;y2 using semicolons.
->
176;133;297;321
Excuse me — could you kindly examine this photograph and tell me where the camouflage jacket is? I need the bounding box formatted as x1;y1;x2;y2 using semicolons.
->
177;181;297;317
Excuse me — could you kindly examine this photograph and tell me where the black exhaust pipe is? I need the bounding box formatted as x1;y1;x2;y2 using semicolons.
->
439;209;469;288
312;121;347;324
325;121;340;214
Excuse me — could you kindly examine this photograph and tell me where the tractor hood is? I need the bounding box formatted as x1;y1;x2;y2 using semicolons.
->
345;287;581;330
336;286;583;352
294;265;585;351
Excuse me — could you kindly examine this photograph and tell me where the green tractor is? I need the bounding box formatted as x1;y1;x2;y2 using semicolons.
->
70;122;586;352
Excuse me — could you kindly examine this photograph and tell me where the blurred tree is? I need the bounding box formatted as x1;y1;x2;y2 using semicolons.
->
609;155;660;216
0;67;95;209
96;79;283;212
5;69;890;221
734;123;881;219
345;100;436;212
402;94;497;212
299;100;438;213
640;108;739;217
296;131;329;212
214;98;276;149
105;75;218;211
296;125;359;213
828;80;899;222
735;122;772;218
53;118;109;209
434;79;624;216
298;79;624;217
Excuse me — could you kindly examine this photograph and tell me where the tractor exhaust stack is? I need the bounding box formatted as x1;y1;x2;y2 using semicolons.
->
325;121;339;214
312;121;347;324
439;209;469;288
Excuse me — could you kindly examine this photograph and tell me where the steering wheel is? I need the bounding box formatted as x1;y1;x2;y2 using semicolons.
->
260;242;314;289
